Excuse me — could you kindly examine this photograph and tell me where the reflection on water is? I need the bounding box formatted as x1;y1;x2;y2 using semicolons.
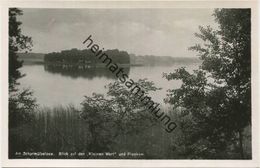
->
19;63;200;107
44;64;130;79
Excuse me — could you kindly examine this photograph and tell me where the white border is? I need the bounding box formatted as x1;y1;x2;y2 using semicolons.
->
1;0;259;167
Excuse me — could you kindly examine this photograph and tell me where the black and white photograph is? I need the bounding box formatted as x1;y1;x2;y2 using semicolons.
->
1;0;260;167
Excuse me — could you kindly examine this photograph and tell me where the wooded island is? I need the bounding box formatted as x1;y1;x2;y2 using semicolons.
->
44;48;130;67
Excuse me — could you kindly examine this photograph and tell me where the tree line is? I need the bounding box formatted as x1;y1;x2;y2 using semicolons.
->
44;48;130;65
164;9;251;158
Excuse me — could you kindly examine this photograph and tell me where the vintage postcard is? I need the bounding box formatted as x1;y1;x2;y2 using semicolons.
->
0;0;259;167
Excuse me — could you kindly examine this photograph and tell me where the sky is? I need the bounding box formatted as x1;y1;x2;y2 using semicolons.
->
18;8;217;57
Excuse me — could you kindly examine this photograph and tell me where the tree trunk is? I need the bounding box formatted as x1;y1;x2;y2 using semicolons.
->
238;129;244;159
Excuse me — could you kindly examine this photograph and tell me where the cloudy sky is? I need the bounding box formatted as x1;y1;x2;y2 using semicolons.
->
18;8;217;57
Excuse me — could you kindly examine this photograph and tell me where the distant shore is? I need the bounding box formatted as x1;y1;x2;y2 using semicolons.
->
18;53;201;66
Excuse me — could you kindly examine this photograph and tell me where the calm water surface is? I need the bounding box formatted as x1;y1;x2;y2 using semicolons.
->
19;63;200;108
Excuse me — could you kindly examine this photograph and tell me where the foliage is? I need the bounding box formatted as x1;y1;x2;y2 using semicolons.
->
44;48;130;64
9;8;36;128
9;105;180;159
80;79;160;152
9;88;37;127
164;9;251;158
9;8;33;91
9;80;170;159
8;88;38;158
9;106;84;158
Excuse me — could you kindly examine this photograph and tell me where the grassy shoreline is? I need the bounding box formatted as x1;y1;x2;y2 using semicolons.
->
9;105;177;159
9;105;251;159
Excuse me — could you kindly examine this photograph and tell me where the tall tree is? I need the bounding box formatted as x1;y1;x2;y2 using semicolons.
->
9;8;36;128
164;9;251;158
80;79;159;152
9;8;32;91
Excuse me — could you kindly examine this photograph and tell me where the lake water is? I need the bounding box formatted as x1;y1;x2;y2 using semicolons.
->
19;62;200;108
